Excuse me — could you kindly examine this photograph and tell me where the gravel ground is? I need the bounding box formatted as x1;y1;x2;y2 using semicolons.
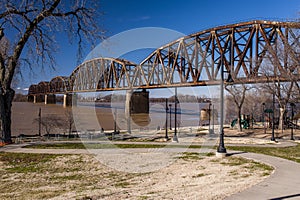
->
0;152;273;200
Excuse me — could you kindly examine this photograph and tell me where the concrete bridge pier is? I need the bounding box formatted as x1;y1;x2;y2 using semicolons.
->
125;90;132;133
130;89;149;114
63;93;77;108
33;95;44;103
125;89;150;133
44;94;56;104
27;95;34;103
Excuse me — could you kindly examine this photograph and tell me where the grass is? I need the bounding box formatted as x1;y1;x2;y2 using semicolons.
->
0;152;60;173
177;152;203;161
23;142;300;164
0;152;140;199
21;142;300;164
192;173;207;178
0;147;276;199
23;143;205;149
220;156;274;177
228;144;300;163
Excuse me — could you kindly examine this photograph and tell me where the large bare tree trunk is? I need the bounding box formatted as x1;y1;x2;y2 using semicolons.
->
237;108;242;132
0;88;14;143
0;1;103;144
278;107;285;130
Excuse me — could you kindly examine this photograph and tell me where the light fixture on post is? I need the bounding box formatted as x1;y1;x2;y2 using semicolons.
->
217;56;234;157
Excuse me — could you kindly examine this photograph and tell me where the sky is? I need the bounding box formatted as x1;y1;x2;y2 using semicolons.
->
19;0;300;95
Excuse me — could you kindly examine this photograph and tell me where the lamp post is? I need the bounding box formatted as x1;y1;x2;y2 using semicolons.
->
212;105;215;135
290;102;295;140
271;92;276;141
262;103;266;134
38;107;41;137
217;57;227;154
169;104;172;130
165;99;169;140
173;87;179;142
113;107;117;139
208;103;212;135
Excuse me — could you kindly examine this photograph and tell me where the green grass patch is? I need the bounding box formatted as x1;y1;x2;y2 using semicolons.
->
245;161;274;176
228;144;300;163
220;157;248;166
50;174;84;181
192;173;207;178
23;143;206;149
0;152;60;173
221;156;274;176
177;152;203;161
114;181;131;188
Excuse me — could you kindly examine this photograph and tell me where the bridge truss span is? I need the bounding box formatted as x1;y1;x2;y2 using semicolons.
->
27;20;300;96
49;76;70;94
69;57;138;92
140;20;300;87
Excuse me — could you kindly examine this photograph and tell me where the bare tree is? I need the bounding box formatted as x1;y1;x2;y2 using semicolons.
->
0;1;103;143
34;115;64;136
259;51;299;131
243;88;271;127
225;84;252;131
64;110;74;136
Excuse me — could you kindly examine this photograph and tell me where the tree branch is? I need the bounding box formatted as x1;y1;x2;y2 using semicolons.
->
5;0;61;87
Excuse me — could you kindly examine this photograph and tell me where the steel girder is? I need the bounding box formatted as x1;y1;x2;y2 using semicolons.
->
28;20;300;95
69;58;137;92
139;20;300;87
37;81;50;94
49;76;70;94
28;84;38;95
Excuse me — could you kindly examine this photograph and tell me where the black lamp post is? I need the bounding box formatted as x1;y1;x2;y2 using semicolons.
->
173;87;178;142
217;56;233;154
290;102;295;140
169;104;172;130
165;99;169;140
271;92;276;141
217;61;226;154
38;107;41;137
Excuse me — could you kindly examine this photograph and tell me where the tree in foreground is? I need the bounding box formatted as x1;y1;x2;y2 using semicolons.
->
0;0;103;143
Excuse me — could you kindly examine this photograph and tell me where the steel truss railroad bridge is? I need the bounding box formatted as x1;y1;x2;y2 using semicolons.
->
28;20;300;105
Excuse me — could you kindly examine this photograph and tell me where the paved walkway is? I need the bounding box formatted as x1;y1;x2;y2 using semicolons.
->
226;152;300;200
1;141;300;199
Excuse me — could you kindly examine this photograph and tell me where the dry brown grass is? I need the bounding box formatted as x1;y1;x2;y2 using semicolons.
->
0;152;272;200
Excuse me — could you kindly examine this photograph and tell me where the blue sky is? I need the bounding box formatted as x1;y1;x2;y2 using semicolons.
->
20;0;299;92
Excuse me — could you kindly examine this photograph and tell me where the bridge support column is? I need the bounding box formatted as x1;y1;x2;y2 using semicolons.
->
44;94;56;104
125;90;132;133
130;89;149;114
63;93;77;107
125;89;150;133
27;95;34;103
33;95;44;103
